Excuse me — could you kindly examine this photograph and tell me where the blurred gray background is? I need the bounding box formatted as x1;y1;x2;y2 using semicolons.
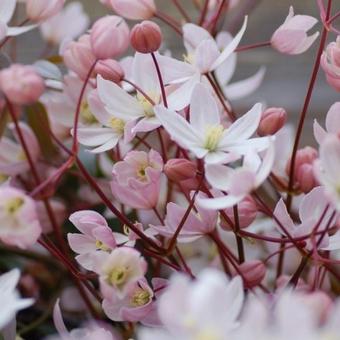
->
13;0;340;145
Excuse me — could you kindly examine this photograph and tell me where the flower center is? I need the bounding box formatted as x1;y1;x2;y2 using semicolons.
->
80;101;98;125
184;53;195;65
5;197;24;215
136;93;158;118
130;288;151;307
108;266;129;288
95;240;110;252
136;164;148;181
110;117;125;134
204;125;224;151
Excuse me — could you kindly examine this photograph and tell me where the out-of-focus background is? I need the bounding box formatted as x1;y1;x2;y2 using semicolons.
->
14;0;340;145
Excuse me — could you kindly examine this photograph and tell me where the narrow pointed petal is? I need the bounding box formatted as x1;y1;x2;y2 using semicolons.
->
0;0;16;24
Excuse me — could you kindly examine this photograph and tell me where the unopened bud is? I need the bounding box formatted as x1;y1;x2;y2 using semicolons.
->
258;107;287;136
239;260;266;288
164;159;197;182
94;59;124;83
130;21;162;54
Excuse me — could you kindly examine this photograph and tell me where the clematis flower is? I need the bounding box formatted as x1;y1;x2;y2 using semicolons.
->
321;37;340;92
50;300;116;340
155;83;269;164
0;186;42;249
111;150;163;209
0;0;37;41
139;269;244;340
273;186;339;250
0;269;34;331
102;278;154;322
151;194;218;242
197;142;275;209
68;210;117;271
98;247;147;299
271;6;319;55
40;2;90;46
315;135;340;210
314;102;340;144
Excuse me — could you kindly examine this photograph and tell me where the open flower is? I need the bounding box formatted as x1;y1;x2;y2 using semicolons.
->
271;6;319;55
0;0;37;41
155;83;269;164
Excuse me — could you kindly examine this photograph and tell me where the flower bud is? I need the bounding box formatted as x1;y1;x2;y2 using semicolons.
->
0;64;45;105
63;34;97;80
90;16;129;60
130;21;162;54
110;0;156;20
257;107;287;136
26;0;65;22
321;37;340;92
239;260;266;288
164;159;197;182
221;196;257;230
94;59;124;83
286;146;318;193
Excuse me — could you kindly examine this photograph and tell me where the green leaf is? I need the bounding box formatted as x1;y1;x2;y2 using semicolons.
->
26;102;57;158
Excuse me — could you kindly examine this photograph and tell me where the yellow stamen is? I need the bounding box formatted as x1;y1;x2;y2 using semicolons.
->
130;288;151;307
95;240;110;252
204;125;224;151
110;117;125;134
107;266;129;288
80;101;98;125
5;197;24;215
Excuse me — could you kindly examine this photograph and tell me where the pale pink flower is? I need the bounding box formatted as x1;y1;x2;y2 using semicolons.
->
0;269;34;330
111;150;163;209
155;83;269;164
273;186;338;250
51;300;116;340
139;269;244;339
197;142;275;209
68;210;117;271
271;6;319;55
99;247;147;298
26;0;65;22
0;64;45;105
0;187;42;249
314;102;340;144
40;2;90;46
102;278;154;322
151;194;218;242
321;37;340;92
110;0;156;20
0;0;37;41
90;16;129;60
315;135;340;211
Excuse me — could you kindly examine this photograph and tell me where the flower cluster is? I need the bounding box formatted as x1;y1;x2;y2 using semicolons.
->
0;0;340;339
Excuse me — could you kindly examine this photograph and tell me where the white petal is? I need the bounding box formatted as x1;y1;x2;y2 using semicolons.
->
6;24;37;36
183;23;213;52
196;193;244;210
205;164;234;190
0;0;16;24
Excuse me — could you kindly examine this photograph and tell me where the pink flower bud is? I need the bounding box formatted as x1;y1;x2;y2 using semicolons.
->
94;59;124;83
286;146;318;193
90;16;129;60
271;6;319;55
110;0;156;20
321;37;340;92
239;260;266;288
0;64;45;105
257;107;287;136
164;159;197;182
63;34;97;80
130;21;162;54
221;196;257;230
26;0;65;22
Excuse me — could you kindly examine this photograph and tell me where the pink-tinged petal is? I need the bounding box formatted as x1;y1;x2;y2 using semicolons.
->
220;103;262;145
325;102;340;134
131;117;160;135
313;119;327;145
319;135;340;185
97;75;143;119
92;226;117;249
69;210;108;235
154;105;201;149
183;23;213;52
205;163;234;190
271;29;305;54
67;233;96;254
254;139;275;186
224;67;266;100
53;299;69;336
227;168;257;197
215;52;237;86
292;31;319;54
0;0;16;24
210;16;248;71
322;232;340;251
77;127;120;146
6;25;38;36
87;90;113;126
190;83;220;134
166;72;201;111
194;39;220;74
284;14;318;31
196;193;244;210
273;199;295;234
0;22;7;41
